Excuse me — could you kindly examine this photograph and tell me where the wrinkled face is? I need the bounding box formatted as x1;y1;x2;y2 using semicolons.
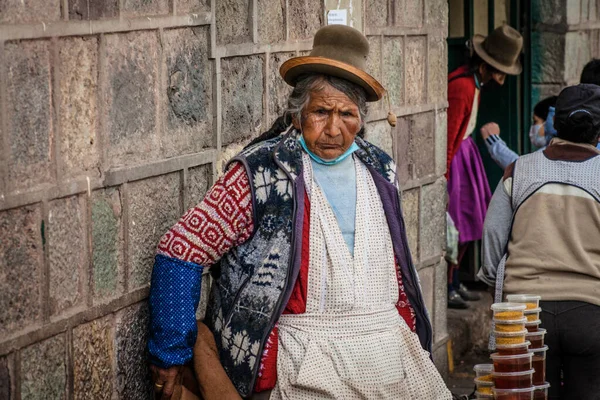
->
293;83;362;160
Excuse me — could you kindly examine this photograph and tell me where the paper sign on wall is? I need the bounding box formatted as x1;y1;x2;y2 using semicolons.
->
327;9;348;25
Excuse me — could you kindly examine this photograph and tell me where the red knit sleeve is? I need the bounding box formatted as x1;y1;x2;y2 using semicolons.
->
446;79;475;176
157;162;253;267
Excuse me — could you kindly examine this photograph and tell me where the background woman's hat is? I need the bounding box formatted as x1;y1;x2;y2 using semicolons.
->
472;25;523;75
280;25;384;102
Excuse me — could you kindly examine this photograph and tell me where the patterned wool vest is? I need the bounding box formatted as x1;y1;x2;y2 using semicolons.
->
204;129;432;397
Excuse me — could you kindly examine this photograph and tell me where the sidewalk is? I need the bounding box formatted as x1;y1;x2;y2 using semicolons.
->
444;290;493;397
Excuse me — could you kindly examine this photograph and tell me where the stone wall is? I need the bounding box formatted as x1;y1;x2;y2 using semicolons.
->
532;0;600;104
0;1;449;398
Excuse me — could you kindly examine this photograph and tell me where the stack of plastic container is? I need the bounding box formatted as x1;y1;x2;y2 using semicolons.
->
472;296;551;399
506;295;550;400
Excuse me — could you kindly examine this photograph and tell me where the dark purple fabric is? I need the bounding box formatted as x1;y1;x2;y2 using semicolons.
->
447;136;492;244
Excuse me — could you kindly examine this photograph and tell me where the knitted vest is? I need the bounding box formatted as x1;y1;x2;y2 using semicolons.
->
204;129;432;397
493;149;600;304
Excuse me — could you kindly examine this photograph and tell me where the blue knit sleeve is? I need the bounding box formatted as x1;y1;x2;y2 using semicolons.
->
147;254;203;368
485;135;519;170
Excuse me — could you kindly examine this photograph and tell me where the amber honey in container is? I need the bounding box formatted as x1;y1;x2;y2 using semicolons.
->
525;319;541;332
524;307;542;322
533;382;550;400
526;329;547;349
473;363;494;378
494;317;527;333
493;387;535;400
492;369;534;389
506;294;541;310
491;352;533;373
492;302;527;321
495;329;528;345
475;391;495;399
530;346;548;385
496;341;531;356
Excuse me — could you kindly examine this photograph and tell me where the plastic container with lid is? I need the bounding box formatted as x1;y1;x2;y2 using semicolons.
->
506;294;541;310
525;319;541;332
492;302;527;320
495;329;528;345
496;341;531;355
493;386;535;399
533;382;550;400
473;363;494;378
492;369;534;389
494;317;528;333
475;390;495;399
526;329;547;349
524;307;542;322
491;352;533;373
475;391;495;399
530;345;549;385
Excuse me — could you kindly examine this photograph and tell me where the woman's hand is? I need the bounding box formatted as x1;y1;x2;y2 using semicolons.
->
151;364;182;400
480;122;500;140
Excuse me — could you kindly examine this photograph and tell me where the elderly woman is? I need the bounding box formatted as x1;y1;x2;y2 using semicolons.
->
479;84;600;399
147;25;451;400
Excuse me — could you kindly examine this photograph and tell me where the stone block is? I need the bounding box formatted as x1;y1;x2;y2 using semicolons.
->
590;0;597;21
434;259;448;343
565;31;591;85
0;206;42;336
383;37;404;107
258;0;285;43
128;173;181;289
104;31;160;169
176;0;210;14
409;112;435;178
73;317;114;400
393;117;411;183
20;335;66;400
394;0;423;27
69;0;119;19
365;121;393;157
417;266;434;315
162;27;213;158
420;179;446;260
115;303;152;400
0;0;60;24
0;355;11;400
221;56;265;145
269;52;295;120
428;36;447;105
366;0;388;27
567;0;582;25
426;0;448;32
532;0;566;25
289;0;323;40
531;32;565;84
435;110;447;176
531;84;561;108
366;36;382;111
186;164;211;210
92;188;124;301
5;40;53;191
401;188;419;263
48;196;87;315
216;0;251;45
405;36;426;106
582;0;590;22
121;0;169;16
58;37;100;180
432;341;449;381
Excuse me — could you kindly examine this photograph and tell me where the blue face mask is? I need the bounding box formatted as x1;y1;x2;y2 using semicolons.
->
597;142;600;150
298;135;359;165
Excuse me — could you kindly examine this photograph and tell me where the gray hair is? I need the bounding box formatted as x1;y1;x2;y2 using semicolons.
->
285;74;369;127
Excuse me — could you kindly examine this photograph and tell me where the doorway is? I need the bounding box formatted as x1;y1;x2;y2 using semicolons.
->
447;0;532;280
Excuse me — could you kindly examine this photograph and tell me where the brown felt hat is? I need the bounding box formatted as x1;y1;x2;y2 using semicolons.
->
472;25;523;75
280;25;385;102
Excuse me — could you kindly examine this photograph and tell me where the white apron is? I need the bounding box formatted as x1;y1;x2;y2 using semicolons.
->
270;154;451;400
